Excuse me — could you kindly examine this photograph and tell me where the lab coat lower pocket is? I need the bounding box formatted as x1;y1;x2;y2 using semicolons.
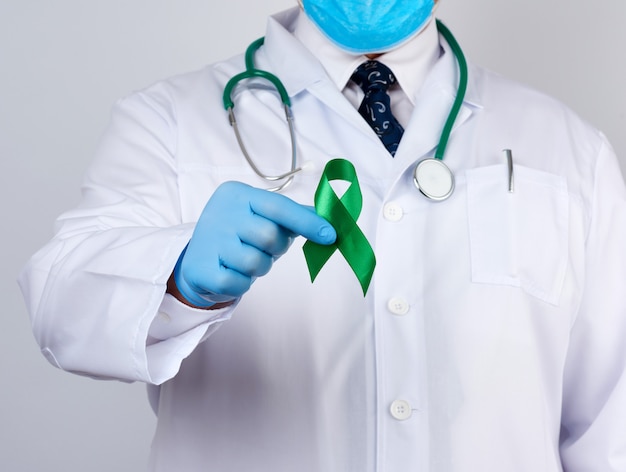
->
466;164;569;305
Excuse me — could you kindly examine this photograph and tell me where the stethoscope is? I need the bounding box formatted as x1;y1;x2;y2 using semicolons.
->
223;20;468;200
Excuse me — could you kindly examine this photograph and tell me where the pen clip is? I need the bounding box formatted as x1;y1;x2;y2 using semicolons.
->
503;149;514;193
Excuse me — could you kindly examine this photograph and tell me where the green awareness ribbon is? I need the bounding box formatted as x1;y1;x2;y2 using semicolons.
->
303;159;376;296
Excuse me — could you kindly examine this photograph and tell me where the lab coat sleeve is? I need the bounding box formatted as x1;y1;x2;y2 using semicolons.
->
559;137;626;470
18;87;232;385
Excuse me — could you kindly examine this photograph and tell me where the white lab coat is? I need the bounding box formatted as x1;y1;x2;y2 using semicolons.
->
19;8;626;472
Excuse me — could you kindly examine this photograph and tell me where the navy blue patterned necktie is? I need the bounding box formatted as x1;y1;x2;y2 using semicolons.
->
351;60;405;156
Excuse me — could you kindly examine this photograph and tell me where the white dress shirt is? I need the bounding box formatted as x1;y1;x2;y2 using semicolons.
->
293;8;441;127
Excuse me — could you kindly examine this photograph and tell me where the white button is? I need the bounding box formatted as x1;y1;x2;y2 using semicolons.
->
156;311;171;323
383;203;403;222
390;400;412;420
387;297;410;316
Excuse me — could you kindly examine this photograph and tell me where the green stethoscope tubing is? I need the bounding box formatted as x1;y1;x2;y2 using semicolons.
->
432;20;468;161
223;36;299;192
223;37;291;109
222;19;468;190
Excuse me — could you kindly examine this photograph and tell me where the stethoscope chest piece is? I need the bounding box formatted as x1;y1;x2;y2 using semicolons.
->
413;158;455;201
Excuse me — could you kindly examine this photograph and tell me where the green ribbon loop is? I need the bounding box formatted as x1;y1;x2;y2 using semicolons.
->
303;159;376;296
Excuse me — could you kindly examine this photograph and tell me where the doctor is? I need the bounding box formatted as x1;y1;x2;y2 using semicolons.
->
19;1;626;471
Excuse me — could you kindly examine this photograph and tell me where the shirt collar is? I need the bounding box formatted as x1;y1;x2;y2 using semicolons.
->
262;7;482;111
292;8;442;105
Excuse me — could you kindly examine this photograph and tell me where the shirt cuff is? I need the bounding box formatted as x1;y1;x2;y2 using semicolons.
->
145;293;237;384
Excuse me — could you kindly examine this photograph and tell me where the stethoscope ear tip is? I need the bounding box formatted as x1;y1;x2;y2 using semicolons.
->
300;160;317;174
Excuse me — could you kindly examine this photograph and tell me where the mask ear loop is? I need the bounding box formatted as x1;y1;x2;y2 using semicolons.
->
223;38;301;192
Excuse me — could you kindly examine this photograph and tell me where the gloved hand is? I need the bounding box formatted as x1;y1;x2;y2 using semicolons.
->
173;181;337;307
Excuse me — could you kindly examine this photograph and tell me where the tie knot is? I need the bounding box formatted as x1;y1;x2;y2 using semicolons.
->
351;60;397;93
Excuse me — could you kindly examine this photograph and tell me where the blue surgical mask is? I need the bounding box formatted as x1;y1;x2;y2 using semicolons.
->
300;0;436;54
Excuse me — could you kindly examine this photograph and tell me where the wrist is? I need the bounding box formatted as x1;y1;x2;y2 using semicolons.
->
167;271;235;310
168;247;235;310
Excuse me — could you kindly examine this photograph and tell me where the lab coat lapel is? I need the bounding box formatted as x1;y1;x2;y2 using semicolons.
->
262;10;384;143
395;37;481;165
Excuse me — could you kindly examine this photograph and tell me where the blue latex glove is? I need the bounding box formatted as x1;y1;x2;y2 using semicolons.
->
174;181;337;307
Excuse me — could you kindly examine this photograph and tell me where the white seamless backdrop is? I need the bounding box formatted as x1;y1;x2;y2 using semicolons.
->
2;1;624;471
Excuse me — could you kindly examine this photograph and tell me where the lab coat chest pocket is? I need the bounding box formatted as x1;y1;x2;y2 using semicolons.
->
466;164;569;305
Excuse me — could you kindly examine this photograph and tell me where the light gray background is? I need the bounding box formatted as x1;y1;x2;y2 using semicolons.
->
2;1;625;470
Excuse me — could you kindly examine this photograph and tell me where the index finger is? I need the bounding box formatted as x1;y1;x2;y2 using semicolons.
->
248;187;337;245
